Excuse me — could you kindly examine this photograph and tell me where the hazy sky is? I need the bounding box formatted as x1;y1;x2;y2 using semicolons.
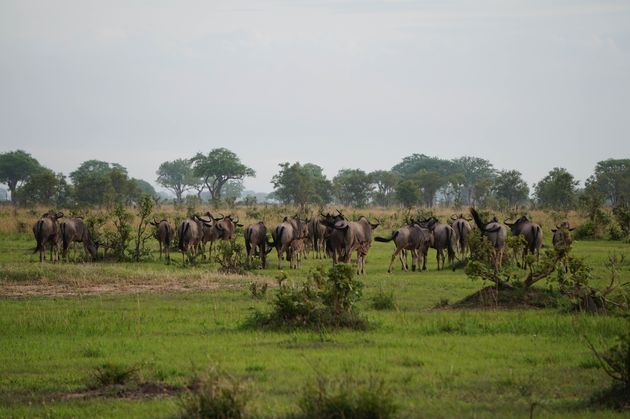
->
1;0;629;193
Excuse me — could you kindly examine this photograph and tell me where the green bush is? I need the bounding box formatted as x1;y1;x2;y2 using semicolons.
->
246;264;368;330
296;373;398;419
179;365;251;419
215;241;255;274
90;362;139;388
370;287;396;310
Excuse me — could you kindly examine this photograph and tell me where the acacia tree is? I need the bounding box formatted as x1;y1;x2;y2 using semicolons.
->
370;170;398;207
332;169;373;207
493;170;530;207
0;150;42;203
191;148;255;202
271;162;331;208
156;158;199;203
534;167;579;210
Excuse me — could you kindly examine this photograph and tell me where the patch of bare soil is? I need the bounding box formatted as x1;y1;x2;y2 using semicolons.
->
0;276;274;298
450;285;560;309
55;382;186;402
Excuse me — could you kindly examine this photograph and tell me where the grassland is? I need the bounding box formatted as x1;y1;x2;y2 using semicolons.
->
0;205;628;418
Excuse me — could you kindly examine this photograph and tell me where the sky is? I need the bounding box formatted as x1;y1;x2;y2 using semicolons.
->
1;0;629;194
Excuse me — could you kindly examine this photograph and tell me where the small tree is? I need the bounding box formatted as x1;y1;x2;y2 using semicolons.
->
0;150;42;203
332;169;373;207
534;167;579;210
156;158;199;203
132;194;154;262
191;148;255;202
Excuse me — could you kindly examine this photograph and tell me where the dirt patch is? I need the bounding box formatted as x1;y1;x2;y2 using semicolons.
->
0;276;275;298
55;382;186;402
450;285;560;310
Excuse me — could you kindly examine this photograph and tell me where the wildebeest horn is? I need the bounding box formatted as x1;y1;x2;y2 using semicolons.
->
232;216;239;224
451;214;458;220
216;213;225;220
56;211;64;218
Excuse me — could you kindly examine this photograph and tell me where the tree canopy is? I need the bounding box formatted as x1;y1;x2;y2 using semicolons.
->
191;148;255;201
271;162;331;208
332;169;373;207
156;158;200;203
0;150;42;203
534;167;579;210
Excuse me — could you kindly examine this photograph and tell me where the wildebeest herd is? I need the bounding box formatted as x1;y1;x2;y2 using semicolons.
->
32;208;575;274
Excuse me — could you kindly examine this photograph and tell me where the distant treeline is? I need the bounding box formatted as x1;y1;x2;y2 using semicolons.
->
0;149;629;211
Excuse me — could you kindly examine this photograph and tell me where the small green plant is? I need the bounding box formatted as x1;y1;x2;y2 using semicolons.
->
132;193;154;262
110;203;133;261
249;281;268;299
586;317;630;409
215;241;255;274
371;287;396;310
179;364;251;419
297;372;398;419
90;362;139;388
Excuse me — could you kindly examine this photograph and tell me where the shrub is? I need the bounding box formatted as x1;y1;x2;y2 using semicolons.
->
296;372;398;419
215;241;255;274
90;362;139;388
371;287;396;310
587;317;630;409
179;364;251;419
249;281;268;299
246;264;368;330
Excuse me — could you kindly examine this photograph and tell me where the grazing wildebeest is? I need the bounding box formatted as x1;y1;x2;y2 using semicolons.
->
307;216;327;259
150;218;174;262
450;214;473;259
552;221;575;272
469;207;507;270
244;221;273;268
375;222;432;273
215;214;242;241
32;210;64;262
272;215;308;269
504;215;543;269
417;217;457;271
322;214;380;274
177;216;206;264
60;217;97;261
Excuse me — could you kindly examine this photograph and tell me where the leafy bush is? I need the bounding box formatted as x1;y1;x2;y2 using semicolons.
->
587;317;630;409
296;372;398;419
370;287;396;310
246;264;368;330
179;364;251;419
574;220;597;240
90;362;139;388
215;241;255;274
249;281;268;299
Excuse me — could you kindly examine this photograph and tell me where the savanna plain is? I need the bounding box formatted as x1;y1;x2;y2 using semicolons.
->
0;205;628;418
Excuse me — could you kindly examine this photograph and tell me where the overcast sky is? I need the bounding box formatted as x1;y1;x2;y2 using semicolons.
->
1;0;629;193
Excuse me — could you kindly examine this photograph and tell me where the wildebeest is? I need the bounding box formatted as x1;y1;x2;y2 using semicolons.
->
177;215;206;264
150;218;174;262
307;216;327;259
450;214;473;259
469;207;507;270
321;213;380;274
415;217;456;271
244;221;273;268
60;217;97;261
32;210;64;262
504;215;543;269
197;212;224;260
375;222;432;273
272;215;308;269
289;238;305;269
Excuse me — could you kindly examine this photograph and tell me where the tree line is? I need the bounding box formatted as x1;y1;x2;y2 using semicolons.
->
1;148;629;211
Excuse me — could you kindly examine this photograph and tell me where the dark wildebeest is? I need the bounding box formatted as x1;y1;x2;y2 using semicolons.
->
375;222;432;273
272;215;308;269
415;217;456;271
60;217;97;261
321;214;380;274
177;215;206;264
215;213;242;241
450;214;473;259
244;221;273;268
32;210;64;262
307;216;327;259
469;207;507;270
197;212;224;260
150;218;174;262
552;221;575;272
504;215;543;269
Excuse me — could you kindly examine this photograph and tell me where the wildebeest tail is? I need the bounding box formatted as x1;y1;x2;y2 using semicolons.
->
61;222;69;252
530;225;540;254
33;220;45;253
164;224;171;248
457;222;465;252
374;231;398;243
447;228;455;259
469;208;485;231
178;222;189;251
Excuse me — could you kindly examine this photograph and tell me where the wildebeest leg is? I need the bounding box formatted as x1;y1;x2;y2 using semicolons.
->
411;250;418;272
388;247;404;273
159;241;163;260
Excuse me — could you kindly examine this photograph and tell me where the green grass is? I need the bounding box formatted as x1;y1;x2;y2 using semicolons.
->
0;232;629;417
